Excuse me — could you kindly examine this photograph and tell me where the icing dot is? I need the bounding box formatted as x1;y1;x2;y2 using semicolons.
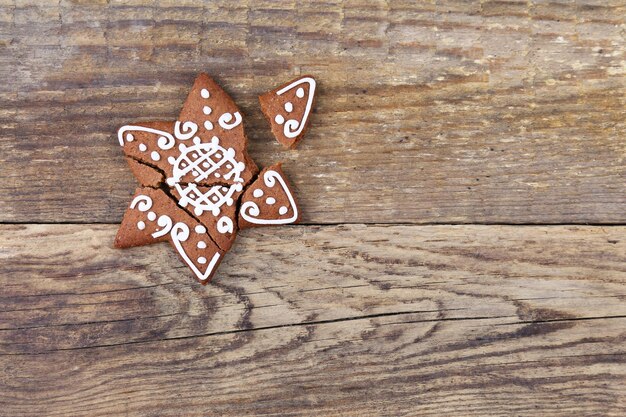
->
274;114;285;125
147;211;156;221
191;153;198;159
150;151;160;161
203;106;212;115
167;156;176;165
126;133;134;142
138;143;147;152
200;88;210;98
279;206;288;215
214;173;221;178
284;102;293;112
202;162;209;168
137;221;146;230
266;197;276;205
211;196;218;202
197;241;207;249
296;87;305;98
198;257;207;264
193;137;201;145
253;189;264;198
204;121;213;130
195;225;206;234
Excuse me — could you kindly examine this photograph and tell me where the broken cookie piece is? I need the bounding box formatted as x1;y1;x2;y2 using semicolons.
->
115;187;225;284
259;75;316;149
239;163;300;229
170;182;242;251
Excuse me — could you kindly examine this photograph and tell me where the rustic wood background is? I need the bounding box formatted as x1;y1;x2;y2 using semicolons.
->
1;1;625;416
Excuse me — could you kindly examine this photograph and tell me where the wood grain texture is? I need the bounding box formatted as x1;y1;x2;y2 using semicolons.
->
1;224;625;416
0;1;624;224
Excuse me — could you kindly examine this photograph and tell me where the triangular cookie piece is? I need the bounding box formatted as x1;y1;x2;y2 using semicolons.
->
238;163;300;229
114;187;225;284
177;73;258;185
259;76;316;149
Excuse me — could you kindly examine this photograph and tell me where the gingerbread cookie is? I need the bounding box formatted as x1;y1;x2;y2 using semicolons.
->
115;187;225;284
259;76;316;149
239;163;300;229
115;73;307;284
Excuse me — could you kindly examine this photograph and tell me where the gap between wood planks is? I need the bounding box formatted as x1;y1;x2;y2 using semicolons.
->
2;221;626;226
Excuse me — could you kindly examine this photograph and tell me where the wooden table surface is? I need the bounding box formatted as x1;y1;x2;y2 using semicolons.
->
1;1;625;416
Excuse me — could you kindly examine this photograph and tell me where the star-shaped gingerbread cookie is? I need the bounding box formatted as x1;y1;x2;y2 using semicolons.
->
115;74;301;284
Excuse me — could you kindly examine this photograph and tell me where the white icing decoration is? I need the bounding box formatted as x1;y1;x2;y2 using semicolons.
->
171;223;220;282
152;215;173;238
204;121;213;130
279;206;288;215
284;102;293;112
218;112;242;130
174;121;198;140
197;241;207;249
126;133;134;142
150;151;160;161
195;225;206;234
130;195;152;211
198;257;207;264
201;88;210;98
253;189;263;198
117;125;176;150
274;114;285;125
203;106;212;115
240;170;298;225
137;221;145;230
166;136;245;185
175;182;242;216
139;144;147;152
266;197;276;205
275;77;316;139
216;216;234;234
147;211;156;221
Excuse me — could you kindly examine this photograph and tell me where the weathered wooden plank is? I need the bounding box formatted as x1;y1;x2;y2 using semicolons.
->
0;1;624;224
0;224;624;415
